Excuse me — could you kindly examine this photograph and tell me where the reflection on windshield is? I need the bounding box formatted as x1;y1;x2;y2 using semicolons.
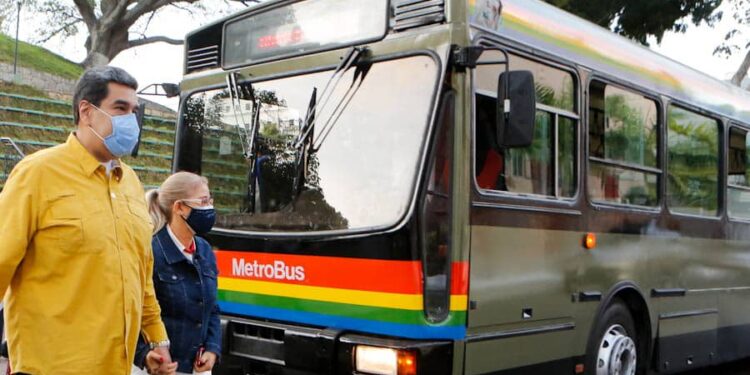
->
182;56;438;232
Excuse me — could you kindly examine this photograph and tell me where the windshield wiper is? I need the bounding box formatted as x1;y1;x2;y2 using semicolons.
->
226;72;263;213
226;71;261;159
292;87;317;198
312;57;371;151
291;47;371;198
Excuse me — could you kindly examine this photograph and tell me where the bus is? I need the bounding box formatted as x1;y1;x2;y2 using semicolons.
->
172;0;750;374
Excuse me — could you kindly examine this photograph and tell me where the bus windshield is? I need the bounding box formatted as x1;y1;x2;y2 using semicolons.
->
181;55;439;233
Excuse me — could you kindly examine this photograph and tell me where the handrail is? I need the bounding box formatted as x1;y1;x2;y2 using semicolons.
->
0;105;175;134
0;138;24;157
0;92;176;124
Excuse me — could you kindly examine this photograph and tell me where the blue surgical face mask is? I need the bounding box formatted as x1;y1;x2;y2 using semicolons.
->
181;205;216;235
90;105;140;158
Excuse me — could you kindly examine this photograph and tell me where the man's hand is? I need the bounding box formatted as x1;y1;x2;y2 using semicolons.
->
145;349;178;375
194;351;218;372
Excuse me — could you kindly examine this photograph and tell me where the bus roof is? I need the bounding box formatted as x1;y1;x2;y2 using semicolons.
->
482;0;750;124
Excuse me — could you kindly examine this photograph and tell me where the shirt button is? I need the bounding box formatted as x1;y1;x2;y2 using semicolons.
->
172;275;178;280
196;322;202;328
111;193;116;199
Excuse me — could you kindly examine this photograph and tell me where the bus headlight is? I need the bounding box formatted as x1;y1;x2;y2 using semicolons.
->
354;345;417;375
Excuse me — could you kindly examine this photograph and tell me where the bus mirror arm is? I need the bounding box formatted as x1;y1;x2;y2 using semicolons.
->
451;45;537;148
137;83;180;98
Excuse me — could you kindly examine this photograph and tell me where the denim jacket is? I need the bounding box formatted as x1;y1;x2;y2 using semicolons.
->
134;226;222;373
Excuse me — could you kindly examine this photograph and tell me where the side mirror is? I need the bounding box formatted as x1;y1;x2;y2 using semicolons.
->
162;83;181;98
496;70;536;148
132;102;147;157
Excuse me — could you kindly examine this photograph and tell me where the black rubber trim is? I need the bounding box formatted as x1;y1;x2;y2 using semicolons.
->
578;291;602;302
466;322;575;343
651;288;687;298
659;308;718;320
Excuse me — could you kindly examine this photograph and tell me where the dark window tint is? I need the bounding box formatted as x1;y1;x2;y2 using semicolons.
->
588;81;659;206
474;52;578;198
728;125;750;219
667;106;719;216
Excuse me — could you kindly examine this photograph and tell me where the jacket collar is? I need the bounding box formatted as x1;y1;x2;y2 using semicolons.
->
65;133;123;180
156;226;198;265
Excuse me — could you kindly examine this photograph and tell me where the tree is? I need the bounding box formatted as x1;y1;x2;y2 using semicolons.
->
544;0;723;45
24;0;256;68
713;0;750;86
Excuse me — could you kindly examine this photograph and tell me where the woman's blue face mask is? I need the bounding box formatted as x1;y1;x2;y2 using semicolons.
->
90;104;140;158
181;203;216;235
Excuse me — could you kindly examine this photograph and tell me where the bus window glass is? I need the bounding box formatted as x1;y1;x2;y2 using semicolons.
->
475;52;575;112
667;106;719;216
474;52;577;198
728;126;750;219
182;56;438;232
504;111;553;195
588;81;659;206
559;116;577;197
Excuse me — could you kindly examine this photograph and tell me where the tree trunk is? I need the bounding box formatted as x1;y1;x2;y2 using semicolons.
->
731;49;750;87
81;24;130;69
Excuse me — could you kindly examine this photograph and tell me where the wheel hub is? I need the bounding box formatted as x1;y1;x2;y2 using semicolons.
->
596;324;637;375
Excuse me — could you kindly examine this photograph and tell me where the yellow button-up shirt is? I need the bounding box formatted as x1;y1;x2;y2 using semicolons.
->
0;134;168;375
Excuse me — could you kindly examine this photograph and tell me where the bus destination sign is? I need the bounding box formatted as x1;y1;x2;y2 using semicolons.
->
223;0;387;68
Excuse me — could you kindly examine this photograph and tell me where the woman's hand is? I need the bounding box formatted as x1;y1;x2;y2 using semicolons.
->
145;349;178;375
194;351;218;372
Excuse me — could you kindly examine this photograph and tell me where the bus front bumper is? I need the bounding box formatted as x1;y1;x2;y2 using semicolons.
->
215;316;454;375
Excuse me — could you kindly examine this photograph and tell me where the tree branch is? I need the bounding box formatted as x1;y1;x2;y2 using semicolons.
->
123;0;200;25
731;49;750;87
128;35;184;48
101;0;134;30
38;18;84;43
72;0;97;29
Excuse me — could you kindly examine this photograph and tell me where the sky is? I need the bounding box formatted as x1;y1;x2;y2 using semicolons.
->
6;1;748;110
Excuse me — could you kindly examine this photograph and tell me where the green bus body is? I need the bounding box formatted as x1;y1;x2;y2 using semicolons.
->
174;0;750;374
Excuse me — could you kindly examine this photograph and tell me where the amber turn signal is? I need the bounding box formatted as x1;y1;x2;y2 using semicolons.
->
583;233;597;250
397;350;417;375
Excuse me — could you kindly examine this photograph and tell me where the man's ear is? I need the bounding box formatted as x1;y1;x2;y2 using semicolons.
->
79;100;93;126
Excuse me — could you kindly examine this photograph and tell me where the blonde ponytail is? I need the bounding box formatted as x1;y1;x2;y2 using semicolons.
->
145;171;209;234
145;189;168;234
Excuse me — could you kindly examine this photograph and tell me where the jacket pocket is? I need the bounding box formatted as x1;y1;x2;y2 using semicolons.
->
156;270;186;318
158;271;185;284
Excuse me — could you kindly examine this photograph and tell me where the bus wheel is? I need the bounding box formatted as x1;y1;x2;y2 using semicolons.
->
587;300;639;375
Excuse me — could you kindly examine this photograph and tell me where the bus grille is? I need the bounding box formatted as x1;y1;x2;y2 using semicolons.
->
391;0;446;31
186;45;220;74
229;320;286;365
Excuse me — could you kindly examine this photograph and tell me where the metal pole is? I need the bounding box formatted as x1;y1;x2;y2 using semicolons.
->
13;1;21;76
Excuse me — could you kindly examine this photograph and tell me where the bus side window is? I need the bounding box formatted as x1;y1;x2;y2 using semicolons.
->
475;93;507;191
667;105;720;216
473;51;577;198
728;125;750;219
587;81;659;207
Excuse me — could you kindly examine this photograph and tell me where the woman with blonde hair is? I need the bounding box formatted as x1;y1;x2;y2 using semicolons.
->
132;171;221;375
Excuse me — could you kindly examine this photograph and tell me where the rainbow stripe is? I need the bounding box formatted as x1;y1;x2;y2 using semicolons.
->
216;250;469;339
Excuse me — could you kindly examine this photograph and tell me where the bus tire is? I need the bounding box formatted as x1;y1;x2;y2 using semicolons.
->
585;299;641;375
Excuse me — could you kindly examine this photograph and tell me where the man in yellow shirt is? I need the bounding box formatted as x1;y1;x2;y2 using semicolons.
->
0;67;177;374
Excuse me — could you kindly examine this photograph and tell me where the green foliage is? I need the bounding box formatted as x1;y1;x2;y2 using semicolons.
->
0;33;83;80
602;94;658;166
543;0;723;45
667;106;719;214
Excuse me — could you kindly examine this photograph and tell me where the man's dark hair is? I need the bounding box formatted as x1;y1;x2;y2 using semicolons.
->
72;66;138;125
